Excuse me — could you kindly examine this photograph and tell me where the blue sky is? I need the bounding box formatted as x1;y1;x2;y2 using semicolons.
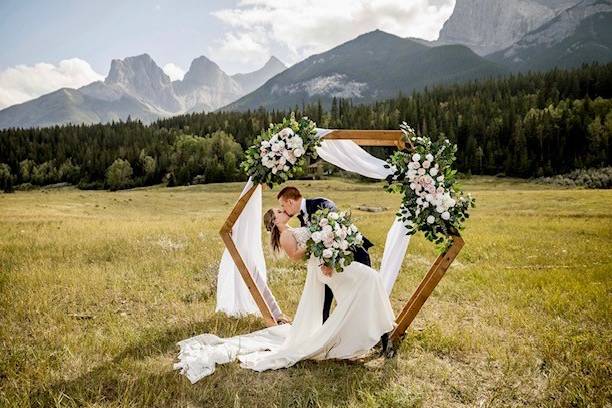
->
0;0;455;108
1;0;229;73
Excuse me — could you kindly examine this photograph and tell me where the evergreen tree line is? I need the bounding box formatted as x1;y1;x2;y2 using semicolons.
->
0;63;610;191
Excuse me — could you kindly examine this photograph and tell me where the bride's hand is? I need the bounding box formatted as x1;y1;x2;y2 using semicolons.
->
321;265;333;276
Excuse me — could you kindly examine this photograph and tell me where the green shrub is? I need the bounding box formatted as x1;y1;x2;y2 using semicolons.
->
533;167;612;189
105;159;133;191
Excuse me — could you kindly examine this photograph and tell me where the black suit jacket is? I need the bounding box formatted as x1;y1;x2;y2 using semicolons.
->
299;198;373;265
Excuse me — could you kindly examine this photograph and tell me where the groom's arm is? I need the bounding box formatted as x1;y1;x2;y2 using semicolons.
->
314;198;337;212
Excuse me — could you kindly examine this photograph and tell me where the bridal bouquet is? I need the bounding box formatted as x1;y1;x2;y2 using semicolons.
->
241;113;320;187
305;208;364;273
385;122;475;250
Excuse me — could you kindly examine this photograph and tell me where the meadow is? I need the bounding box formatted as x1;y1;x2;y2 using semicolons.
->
0;177;610;407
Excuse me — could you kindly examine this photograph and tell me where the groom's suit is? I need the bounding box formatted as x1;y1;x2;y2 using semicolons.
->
298;197;373;324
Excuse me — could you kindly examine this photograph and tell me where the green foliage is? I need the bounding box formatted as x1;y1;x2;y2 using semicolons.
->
0;63;611;188
31;160;59;185
0;162;15;192
105;158;133;191
533;166;612;188
57;158;81;184
169;131;243;185
18;159;35;183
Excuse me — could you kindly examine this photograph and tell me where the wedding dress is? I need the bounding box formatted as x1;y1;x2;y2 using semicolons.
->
174;227;395;383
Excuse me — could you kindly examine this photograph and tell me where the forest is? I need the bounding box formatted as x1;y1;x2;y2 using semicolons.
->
0;62;610;191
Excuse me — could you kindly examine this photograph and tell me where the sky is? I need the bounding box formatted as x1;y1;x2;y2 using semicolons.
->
0;0;456;109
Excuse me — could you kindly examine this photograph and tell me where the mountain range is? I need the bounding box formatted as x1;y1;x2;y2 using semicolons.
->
223;30;507;111
1;0;610;128
0;54;285;129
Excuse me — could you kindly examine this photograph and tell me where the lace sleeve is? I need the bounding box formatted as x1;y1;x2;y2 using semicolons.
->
293;227;310;250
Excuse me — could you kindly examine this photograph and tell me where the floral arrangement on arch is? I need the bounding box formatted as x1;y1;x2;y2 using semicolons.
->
305;208;364;273
385;122;475;250
241;113;320;187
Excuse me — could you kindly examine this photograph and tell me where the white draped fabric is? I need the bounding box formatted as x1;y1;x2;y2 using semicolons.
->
215;180;283;319
215;128;411;318
177;251;395;382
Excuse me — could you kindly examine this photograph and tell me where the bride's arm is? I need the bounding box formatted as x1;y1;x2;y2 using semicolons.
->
280;231;306;261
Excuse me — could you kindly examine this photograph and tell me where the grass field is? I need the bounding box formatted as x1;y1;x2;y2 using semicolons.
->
0;177;610;407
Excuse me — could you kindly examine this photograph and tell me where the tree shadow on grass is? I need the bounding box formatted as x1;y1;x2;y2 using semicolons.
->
29;316;397;407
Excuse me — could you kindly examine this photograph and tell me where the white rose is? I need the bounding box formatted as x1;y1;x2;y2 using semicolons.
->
283;149;296;164
426;153;434;161
311;231;322;243
322;225;333;234
429;168;438;176
279;127;294;138
323;236;334;247
422;160;431;169
418;168;426;176
340;240;349;250
322;248;333;258
329;212;339;220
271;143;281;152
319;218;328;227
441;211;450;220
293;147;304;157
412;153;421;162
355;233;363;244
283;165;289;171
436;206;444;213
262;140;270;148
271;167;278;174
437;175;444;182
427;215;435;224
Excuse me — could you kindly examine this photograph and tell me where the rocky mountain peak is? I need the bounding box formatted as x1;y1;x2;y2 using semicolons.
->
437;0;582;55
105;53;170;86
180;56;227;85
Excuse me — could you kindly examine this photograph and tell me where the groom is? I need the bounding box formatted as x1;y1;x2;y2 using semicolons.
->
277;186;374;323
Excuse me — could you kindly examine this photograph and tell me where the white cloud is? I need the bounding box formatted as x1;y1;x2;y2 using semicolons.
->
209;31;270;70
162;63;186;81
0;58;104;109
210;0;455;70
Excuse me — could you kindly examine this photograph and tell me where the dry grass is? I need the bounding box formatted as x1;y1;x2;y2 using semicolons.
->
0;177;610;407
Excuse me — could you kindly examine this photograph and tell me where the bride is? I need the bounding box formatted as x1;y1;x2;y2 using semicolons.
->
174;208;395;383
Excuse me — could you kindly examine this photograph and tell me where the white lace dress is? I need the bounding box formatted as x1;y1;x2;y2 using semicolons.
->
174;227;395;383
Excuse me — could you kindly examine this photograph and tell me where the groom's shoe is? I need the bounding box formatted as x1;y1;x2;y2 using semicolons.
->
379;333;395;358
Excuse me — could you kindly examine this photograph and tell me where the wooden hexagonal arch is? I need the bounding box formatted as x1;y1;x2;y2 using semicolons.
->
219;129;465;344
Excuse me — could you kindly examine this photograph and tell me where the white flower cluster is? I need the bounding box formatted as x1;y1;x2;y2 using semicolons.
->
259;127;306;175
405;149;456;223
307;211;363;272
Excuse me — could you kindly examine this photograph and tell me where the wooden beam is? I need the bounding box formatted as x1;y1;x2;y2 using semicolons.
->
219;184;277;327
390;235;465;343
217;128;468;347
323;129;408;149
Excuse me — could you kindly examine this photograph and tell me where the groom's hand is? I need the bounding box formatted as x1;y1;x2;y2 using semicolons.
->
321;265;333;276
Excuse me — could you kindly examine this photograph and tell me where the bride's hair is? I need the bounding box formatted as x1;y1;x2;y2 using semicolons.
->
263;209;281;253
